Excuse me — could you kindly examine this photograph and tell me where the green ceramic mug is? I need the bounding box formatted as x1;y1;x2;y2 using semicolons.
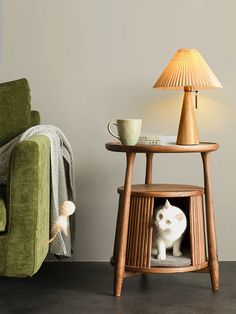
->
107;119;142;145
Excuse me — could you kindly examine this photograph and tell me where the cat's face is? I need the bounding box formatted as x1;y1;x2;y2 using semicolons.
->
155;200;185;232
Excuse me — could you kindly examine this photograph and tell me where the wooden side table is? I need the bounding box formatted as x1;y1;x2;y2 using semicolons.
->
105;142;219;297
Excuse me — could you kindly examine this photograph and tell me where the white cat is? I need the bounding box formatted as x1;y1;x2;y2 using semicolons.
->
152;199;187;260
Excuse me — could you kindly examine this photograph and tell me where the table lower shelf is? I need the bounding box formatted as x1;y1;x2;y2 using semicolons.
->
110;256;208;273
125;261;209;273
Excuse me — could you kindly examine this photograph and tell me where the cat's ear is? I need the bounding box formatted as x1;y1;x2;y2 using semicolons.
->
175;213;184;221
164;199;171;209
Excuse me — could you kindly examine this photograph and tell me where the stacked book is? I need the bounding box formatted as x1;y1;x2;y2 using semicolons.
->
138;134;177;145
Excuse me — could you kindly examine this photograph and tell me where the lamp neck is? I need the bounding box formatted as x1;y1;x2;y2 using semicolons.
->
184;86;193;92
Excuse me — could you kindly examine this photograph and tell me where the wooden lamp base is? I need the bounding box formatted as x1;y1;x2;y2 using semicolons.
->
176;86;199;145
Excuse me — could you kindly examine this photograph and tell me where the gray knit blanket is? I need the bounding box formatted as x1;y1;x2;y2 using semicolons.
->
0;125;75;257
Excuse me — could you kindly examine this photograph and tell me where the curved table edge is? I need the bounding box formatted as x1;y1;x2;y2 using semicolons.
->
105;142;219;153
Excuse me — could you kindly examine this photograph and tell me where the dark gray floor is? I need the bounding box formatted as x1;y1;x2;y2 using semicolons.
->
0;262;235;314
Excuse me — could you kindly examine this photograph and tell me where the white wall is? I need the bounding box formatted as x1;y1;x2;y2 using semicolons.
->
0;0;235;261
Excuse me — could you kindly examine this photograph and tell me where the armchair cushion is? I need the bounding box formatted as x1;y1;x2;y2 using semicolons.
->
0;78;31;147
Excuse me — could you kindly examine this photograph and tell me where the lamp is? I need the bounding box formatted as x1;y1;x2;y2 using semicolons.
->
153;48;222;145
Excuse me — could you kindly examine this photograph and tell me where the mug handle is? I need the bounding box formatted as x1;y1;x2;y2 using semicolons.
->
107;121;120;140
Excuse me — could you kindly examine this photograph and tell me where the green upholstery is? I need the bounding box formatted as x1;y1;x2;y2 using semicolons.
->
0;185;6;232
31;110;41;126
0;79;31;147
0;79;50;277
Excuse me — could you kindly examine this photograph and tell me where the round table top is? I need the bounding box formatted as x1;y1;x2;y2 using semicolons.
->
105;142;219;153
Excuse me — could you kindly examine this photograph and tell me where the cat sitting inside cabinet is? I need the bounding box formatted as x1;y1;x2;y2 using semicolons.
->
152;199;187;260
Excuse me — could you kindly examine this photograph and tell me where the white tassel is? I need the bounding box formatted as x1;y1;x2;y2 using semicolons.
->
48;201;76;243
60;200;76;216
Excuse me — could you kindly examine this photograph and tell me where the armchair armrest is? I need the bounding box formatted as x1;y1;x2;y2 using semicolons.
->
31;110;40;126
1;135;50;277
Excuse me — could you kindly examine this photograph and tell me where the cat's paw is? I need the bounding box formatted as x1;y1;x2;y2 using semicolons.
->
173;250;182;257
157;253;166;260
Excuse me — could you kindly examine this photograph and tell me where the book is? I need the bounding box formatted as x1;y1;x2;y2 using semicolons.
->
138;134;177;145
138;133;160;141
138;140;161;145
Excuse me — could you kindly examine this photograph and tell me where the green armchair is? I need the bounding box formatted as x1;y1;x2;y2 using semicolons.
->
0;78;50;277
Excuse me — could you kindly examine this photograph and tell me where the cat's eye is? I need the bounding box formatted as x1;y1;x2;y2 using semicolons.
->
166;220;171;225
159;213;163;219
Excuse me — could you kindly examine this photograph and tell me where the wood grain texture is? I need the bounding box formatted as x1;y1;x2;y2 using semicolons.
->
201;152;219;290
125;196;134;266
176;87;199;145
107;141;219;296
189;196;207;266
126;261;208;274
123;271;141;278
145;153;153;184
106;142;219;153
118;184;204;197
125;196;154;268
114;152;136;297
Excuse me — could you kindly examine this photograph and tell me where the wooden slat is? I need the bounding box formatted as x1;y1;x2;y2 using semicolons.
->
134;197;141;266
198;195;207;264
129;196;136;266
190;197;196;265
125;196;154;268
137;197;143;267
202;196;208;259
197;197;201;264
142;198;149;267
147;197;154;268
190;195;207;266
140;197;147;267
126;196;134;265
138;197;145;267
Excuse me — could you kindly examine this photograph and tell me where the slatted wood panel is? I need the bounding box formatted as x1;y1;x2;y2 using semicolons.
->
189;195;207;266
126;196;154;268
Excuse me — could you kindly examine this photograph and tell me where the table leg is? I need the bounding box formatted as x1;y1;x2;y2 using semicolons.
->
145;153;154;184
143;153;153;282
201;152;219;290
114;152;136;297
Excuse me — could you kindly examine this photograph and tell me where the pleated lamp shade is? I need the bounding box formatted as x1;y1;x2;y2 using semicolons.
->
153;48;222;90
